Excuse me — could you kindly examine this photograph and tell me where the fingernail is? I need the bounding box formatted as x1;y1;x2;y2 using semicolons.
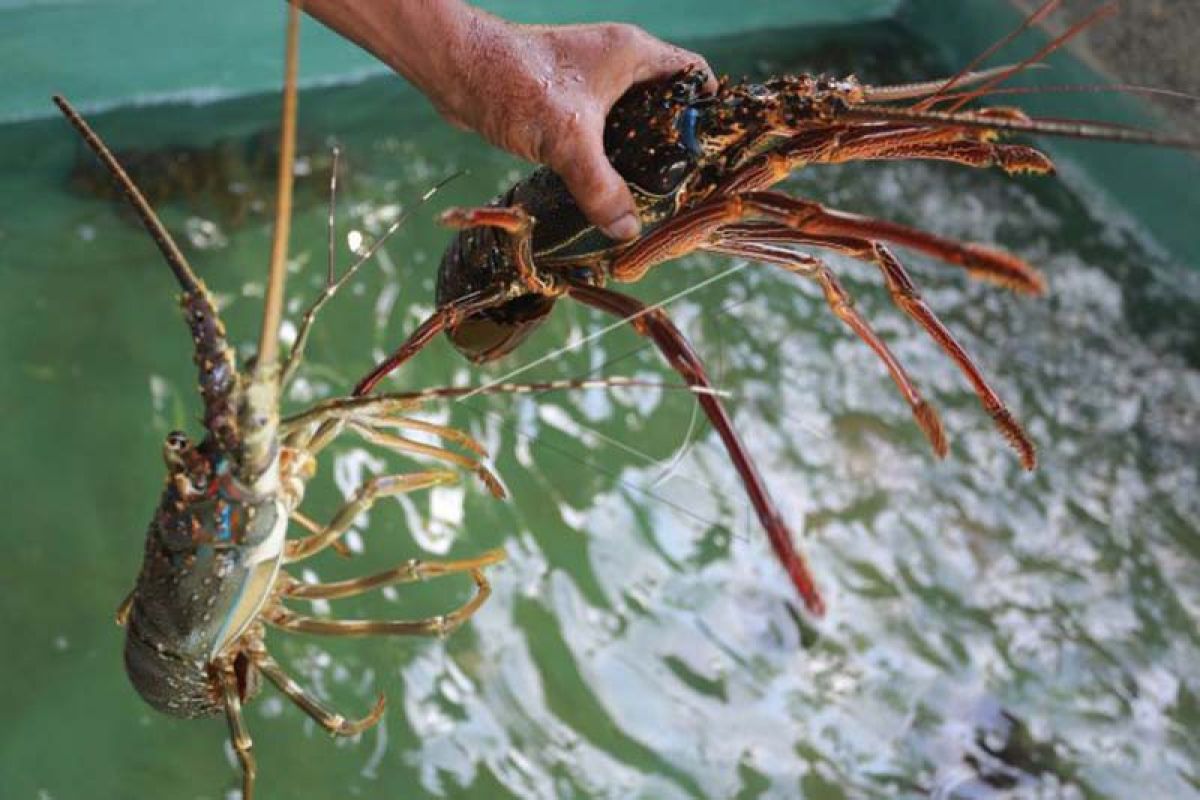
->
601;213;640;241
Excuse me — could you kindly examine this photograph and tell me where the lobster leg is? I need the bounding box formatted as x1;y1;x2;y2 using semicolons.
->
715;122;1053;195
365;414;488;456
609;190;1044;293
703;238;947;457
218;661;257;800
820;133;1053;175
739;192;1042;292
723;223;1035;468
266;568;493;637
115;590;135;627
565;281;824;615
284;471;460;562
290;510;352;557
346;420;505;498
353;289;508;395
281;549;507;599
354;204;589;397
441;206;564;294
252;650;387;736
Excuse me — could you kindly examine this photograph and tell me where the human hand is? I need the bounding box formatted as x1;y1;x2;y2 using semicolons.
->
304;1;715;239
433;17;717;240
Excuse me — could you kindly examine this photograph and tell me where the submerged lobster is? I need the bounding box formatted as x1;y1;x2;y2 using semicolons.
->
57;8;513;798
355;2;1199;617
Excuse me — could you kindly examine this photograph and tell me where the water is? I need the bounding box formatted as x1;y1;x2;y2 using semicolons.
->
2;22;1198;800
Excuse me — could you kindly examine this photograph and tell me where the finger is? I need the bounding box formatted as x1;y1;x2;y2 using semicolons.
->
549;125;641;240
660;51;717;94
624;33;717;94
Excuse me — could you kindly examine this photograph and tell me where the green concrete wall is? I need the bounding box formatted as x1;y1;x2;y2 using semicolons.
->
1;0;901;124
900;0;1200;266
5;0;1194;265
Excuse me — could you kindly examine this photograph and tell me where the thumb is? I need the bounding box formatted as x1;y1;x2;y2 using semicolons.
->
550;128;641;241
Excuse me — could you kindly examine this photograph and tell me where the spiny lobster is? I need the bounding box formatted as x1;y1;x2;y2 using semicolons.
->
354;1;1199;617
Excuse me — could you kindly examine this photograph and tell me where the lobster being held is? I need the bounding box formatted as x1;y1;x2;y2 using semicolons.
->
354;2;1200;617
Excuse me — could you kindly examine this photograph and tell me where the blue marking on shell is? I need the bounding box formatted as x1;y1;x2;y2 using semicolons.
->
676;106;702;157
217;502;233;542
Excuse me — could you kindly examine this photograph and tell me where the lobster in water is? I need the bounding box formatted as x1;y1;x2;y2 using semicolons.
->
56;8;520;797
355;1;1200;617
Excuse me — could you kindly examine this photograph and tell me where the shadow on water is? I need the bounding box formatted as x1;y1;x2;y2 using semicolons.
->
0;16;1198;800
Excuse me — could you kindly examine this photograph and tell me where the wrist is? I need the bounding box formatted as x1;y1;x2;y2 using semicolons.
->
304;0;491;114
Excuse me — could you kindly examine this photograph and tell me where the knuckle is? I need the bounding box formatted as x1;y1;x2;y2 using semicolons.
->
604;22;642;48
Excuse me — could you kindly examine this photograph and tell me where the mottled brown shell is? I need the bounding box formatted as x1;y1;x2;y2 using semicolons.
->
123;442;281;717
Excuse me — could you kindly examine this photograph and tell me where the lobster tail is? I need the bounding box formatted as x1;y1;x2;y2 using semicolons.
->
52;96;242;455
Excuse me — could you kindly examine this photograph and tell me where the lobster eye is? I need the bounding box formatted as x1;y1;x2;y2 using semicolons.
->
163;431;191;470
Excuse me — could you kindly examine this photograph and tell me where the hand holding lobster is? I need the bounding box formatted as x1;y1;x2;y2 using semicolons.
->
303;0;716;239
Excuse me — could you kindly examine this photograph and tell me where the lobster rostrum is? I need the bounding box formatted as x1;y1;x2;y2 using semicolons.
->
355;0;1200;617
56;8;516;798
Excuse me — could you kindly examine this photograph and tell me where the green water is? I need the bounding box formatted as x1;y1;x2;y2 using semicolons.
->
2;22;1199;800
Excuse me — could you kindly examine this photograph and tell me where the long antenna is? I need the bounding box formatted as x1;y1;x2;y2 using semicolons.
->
51;96;205;298
843;104;1200;150
944;2;1119;113
915;0;1065;111
256;1;302;371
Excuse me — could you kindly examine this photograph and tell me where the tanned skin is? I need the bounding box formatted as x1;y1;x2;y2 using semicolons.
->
302;0;716;240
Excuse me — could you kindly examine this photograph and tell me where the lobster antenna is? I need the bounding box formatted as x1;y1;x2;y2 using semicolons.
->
279;170;465;389
916;0;1065;111
51;96;206;299
282;376;730;427
844;103;1200;150
864;63;1048;102
935;83;1200;105
257;1;302;372
944;2;1119;113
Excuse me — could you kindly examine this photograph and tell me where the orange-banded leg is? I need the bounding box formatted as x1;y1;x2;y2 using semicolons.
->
718;223;1035;468
704;237;948;458
811;116;1054;172
440;206;566;295
714;121;1054;195
354;287;509;395
218;659;257;800
610;190;1044;294
564;280;824;615
285;471;461;563
822;136;1054;176
250;649;387;737
353;203;610;396
267;567;496;637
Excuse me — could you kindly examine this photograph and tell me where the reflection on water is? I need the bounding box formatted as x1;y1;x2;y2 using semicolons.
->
1;20;1198;800
66;128;340;234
